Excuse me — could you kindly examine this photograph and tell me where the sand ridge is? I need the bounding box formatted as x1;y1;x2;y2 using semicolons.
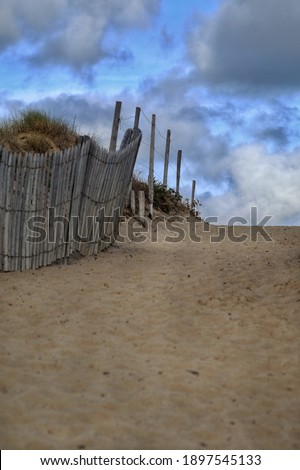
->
0;221;299;449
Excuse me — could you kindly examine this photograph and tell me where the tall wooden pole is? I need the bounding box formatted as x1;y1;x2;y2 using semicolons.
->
130;190;136;215
139;190;145;218
191;179;196;212
134;107;141;129
109;101;122;152
148;114;156;219
176;150;182;195
128;106;141;206
163;129;171;188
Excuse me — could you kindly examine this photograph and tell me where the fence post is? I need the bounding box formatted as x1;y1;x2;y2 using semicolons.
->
130;190;136;215
109;101;122;152
176;150;182;195
163;129;171;188
191;179;196;212
148;114;156;218
139;190;145;218
134;107;141;129
128;106;141;205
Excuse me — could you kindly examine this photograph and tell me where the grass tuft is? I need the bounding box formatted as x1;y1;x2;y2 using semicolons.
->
131;175;188;215
0;109;79;154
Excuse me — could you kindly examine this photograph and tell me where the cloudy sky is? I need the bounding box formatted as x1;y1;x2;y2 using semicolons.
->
1;0;300;225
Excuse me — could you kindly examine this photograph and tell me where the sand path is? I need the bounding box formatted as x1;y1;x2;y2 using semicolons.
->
0;221;299;449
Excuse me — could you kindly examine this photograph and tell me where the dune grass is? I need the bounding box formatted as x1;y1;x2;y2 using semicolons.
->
132;175;187;214
0;109;79;154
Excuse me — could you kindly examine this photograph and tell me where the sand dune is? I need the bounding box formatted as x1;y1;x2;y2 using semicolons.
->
0;220;299;449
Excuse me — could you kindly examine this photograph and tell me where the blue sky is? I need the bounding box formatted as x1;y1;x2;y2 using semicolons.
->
1;0;300;225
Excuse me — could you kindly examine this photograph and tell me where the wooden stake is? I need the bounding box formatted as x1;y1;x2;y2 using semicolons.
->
109;101;122;152
129;106;141;194
148;114;156;218
130;190;136;215
163;129;171;188
139;190;145;218
176;150;182;195
191;179;196;212
134;107;141;128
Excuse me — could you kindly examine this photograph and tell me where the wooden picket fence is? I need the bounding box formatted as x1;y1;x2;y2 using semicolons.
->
0;128;141;271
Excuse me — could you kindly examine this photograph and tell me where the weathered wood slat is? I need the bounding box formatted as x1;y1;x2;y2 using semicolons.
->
31;153;40;269
18;153;28;271
46;151;56;267
56;149;68;261
68;143;79;254
8;153;17;271
35;152;46;269
10;153;19;271
42;151;51;267
61;147;73;260
3;152;13;271
0;150;6;270
23;153;31;271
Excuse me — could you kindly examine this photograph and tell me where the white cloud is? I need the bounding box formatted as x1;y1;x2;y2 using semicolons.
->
0;0;160;70
0;0;68;48
0;2;20;49
204;145;300;225
188;0;300;89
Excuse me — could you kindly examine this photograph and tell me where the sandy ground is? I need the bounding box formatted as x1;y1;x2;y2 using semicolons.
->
0;219;300;450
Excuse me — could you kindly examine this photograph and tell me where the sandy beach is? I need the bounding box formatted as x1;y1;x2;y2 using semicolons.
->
0;219;299;450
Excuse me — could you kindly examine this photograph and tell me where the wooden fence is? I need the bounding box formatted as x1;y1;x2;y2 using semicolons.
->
0;128;141;271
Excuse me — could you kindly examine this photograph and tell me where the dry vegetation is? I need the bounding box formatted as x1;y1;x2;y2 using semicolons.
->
131;175;191;216
0;109;79;154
